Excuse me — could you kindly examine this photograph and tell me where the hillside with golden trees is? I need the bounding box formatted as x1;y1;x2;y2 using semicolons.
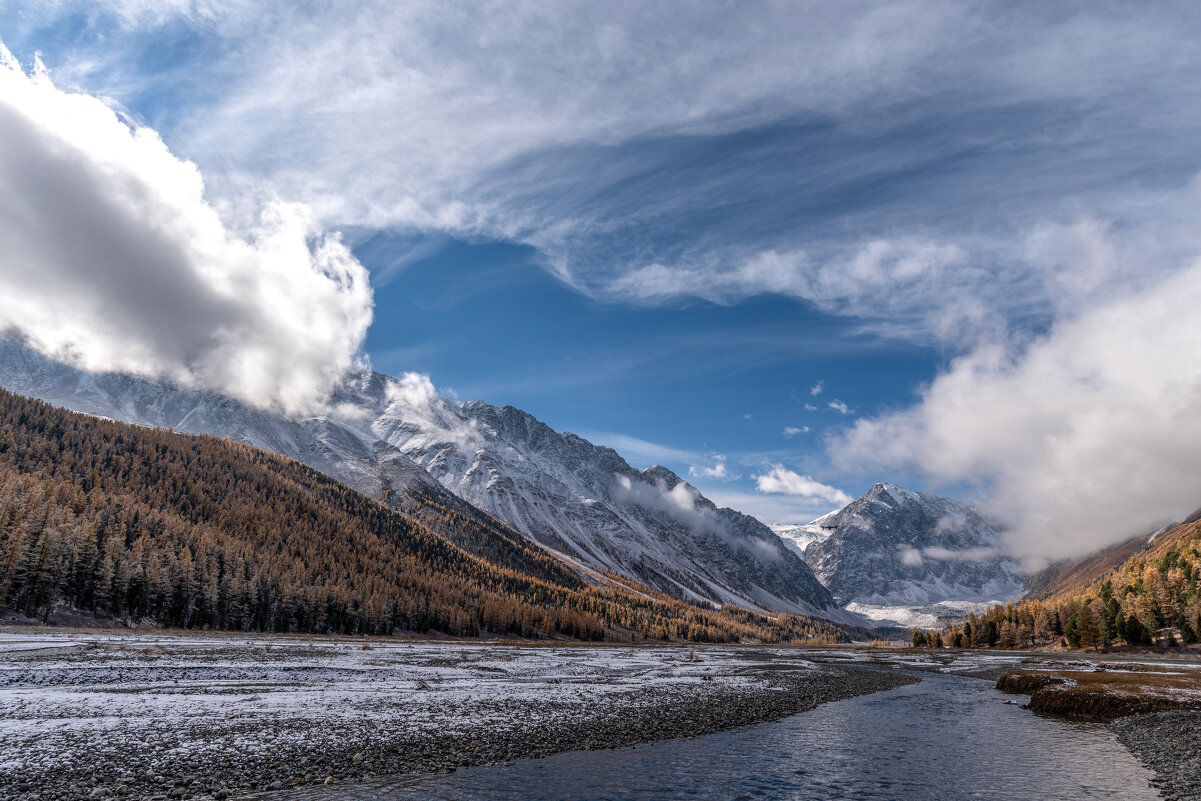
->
920;520;1201;650
0;389;861;643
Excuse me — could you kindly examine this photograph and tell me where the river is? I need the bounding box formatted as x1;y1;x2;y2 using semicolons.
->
278;666;1158;801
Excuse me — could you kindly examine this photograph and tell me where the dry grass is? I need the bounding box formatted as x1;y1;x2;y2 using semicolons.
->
998;663;1201;719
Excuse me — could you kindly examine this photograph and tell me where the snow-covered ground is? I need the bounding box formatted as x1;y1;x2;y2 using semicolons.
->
800;646;1031;677
0;631;826;789
16;630;1139;799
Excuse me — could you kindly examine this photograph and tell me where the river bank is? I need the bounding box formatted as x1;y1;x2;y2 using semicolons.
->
994;655;1201;801
0;631;915;801
1111;711;1201;801
996;658;1201;718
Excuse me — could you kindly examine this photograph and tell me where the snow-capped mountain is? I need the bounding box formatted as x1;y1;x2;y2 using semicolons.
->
771;512;838;559
799;483;1025;627
0;340;842;619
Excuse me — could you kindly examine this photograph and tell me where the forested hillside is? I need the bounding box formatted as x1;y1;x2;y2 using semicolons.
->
0;389;855;643
922;520;1201;650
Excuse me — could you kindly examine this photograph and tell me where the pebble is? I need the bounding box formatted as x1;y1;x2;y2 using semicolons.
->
0;662;912;801
1111;711;1201;801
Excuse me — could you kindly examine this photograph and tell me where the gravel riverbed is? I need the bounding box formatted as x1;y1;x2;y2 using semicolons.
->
1111;711;1201;801
0;633;915;801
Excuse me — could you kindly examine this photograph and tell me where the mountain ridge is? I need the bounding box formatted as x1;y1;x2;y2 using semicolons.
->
0;340;844;621
0;387;860;643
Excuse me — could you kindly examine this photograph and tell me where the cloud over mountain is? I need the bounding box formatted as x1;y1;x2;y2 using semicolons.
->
834;241;1201;565
0;46;372;415
754;465;851;507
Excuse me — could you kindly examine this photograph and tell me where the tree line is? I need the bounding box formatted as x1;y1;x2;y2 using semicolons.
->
0;388;854;644
915;523;1201;650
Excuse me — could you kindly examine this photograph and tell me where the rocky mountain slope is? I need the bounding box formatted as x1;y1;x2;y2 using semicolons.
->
0;340;842;619
800;483;1025;626
1018;513;1197;601
0;387;858;643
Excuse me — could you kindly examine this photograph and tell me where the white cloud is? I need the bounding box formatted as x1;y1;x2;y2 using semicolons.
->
896;541;1002;568
68;2;965;229
827;399;854;416
897;544;924;567
782;426;809;438
805;403;819;412
832;247;1201;566
921;545;1001;562
18;2;1201;351
810;380;824;396
612;474;781;562
705;489;844;528
379;372;481;453
753;465;852;506
688;454;737;482
0;46;372;415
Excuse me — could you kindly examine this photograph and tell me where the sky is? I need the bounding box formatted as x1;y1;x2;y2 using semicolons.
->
3;2;1201;564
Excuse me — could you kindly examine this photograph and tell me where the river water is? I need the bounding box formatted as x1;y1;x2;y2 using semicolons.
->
286;669;1158;801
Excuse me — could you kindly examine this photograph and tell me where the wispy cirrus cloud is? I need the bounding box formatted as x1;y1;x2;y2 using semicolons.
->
578;431;700;468
827;400;854;416
11;2;1201;347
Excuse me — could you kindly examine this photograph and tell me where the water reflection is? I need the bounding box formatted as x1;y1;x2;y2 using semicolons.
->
286;672;1157;801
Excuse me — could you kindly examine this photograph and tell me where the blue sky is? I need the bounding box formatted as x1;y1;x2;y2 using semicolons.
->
5;3;1201;553
358;234;940;516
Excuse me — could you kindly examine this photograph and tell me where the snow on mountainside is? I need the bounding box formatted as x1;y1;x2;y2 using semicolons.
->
800;483;1025;626
0;340;843;620
771;512;838;559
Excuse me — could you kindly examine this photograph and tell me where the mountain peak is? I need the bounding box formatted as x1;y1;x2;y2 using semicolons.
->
864;482;921;506
0;340;840;619
804;482;1022;612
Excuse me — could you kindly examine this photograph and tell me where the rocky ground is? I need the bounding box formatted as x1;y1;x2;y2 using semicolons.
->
0;632;916;801
1111;711;1201;801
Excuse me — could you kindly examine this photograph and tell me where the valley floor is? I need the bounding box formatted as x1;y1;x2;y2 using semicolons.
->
11;632;1200;801
0;631;913;801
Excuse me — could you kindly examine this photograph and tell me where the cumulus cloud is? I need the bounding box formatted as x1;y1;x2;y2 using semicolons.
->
611;474;722;544
705;489;839;527
805;403;819;412
612;474;708;524
754;465;852;506
0;46;372;415
833;246;1201;565
809;380;824;396
783;426;809;438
